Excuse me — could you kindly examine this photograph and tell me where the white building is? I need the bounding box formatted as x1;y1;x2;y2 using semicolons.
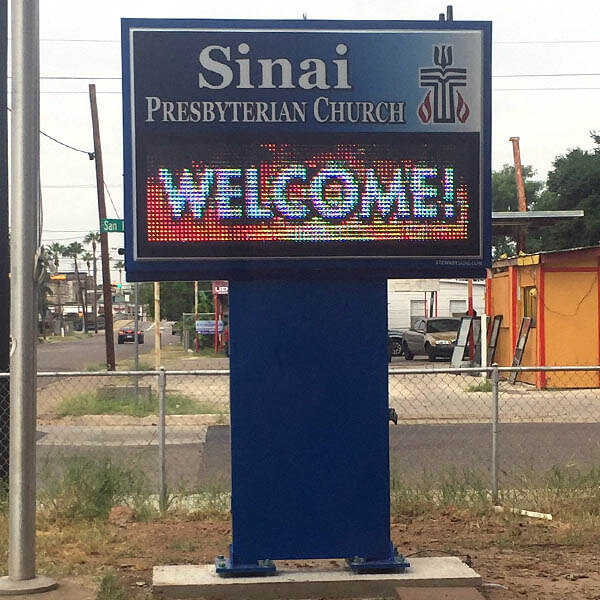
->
388;279;486;330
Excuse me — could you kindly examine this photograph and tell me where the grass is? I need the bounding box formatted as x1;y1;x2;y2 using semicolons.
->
1;459;599;586
500;463;600;520
466;379;493;392
84;362;109;372
168;482;232;519
96;574;125;600
390;468;490;517
186;346;228;358
39;331;94;344
55;388;225;418
39;455;153;522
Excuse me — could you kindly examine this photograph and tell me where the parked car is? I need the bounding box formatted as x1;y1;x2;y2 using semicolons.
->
388;328;405;362
85;315;105;331
401;317;459;361
117;327;144;344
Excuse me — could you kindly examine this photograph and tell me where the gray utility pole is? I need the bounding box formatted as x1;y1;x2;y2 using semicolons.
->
0;0;56;594
89;84;116;371
0;0;10;488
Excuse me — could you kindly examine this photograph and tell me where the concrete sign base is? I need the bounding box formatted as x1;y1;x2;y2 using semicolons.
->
153;557;482;599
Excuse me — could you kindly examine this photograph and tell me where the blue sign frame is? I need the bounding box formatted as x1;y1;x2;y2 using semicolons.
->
122;19;491;281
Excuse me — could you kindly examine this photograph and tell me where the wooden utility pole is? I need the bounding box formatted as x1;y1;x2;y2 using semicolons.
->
510;137;528;252
89;84;115;370
154;282;161;369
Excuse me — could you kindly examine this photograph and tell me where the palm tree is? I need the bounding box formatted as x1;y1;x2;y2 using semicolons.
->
114;260;124;286
37;247;52;340
47;242;65;330
84;232;101;333
63;242;87;332
82;252;94;329
82;252;93;276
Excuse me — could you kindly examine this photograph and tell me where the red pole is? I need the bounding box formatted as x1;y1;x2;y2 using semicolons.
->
194;281;199;353
214;293;219;354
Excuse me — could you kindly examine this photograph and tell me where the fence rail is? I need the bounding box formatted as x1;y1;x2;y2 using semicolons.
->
1;364;600;511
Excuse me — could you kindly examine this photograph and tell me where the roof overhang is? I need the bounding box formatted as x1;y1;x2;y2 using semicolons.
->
492;210;584;230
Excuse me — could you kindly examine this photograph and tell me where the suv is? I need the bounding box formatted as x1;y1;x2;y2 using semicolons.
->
402;317;459;361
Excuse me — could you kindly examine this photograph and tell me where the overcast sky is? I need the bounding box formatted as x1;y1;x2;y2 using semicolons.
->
9;0;600;276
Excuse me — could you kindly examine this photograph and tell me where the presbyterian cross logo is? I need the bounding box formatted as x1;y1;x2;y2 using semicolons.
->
418;45;470;124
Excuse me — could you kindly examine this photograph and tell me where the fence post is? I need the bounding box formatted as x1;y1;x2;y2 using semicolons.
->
158;367;167;512
491;363;500;504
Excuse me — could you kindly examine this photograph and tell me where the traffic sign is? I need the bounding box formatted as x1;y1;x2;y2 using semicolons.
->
101;218;124;233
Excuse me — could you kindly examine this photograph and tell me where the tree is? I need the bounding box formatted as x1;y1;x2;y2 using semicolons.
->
46;242;65;330
492;164;544;259
84;232;101;333
63;242;87;331
531;137;600;251
114;260;124;286
139;282;213;321
37;247;52;340
82;252;93;276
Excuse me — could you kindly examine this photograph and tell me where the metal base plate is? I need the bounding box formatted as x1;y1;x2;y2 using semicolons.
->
347;546;410;574
215;556;276;578
0;576;58;596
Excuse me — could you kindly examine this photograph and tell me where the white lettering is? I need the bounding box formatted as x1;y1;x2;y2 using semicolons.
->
198;45;233;89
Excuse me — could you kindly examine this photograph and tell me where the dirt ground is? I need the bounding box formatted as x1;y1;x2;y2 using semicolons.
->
28;507;600;600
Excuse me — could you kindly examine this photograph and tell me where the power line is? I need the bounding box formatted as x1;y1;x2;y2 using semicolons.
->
16;72;600;81
495;73;600;78
494;87;600;91
7;107;93;156
37;88;600;95
8;76;120;80
104;182;121;219
37;91;121;94
20;37;600;45
42;184;122;189
495;39;600;44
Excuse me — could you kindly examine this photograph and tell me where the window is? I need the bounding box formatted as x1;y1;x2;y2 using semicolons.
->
449;299;467;316
427;319;460;333
410;299;426;326
523;286;537;327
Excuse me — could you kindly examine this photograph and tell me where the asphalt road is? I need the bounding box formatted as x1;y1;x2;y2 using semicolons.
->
36;320;179;372
36;422;600;491
195;422;600;486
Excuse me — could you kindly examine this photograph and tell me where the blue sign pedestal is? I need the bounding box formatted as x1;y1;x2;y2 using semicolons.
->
221;279;408;575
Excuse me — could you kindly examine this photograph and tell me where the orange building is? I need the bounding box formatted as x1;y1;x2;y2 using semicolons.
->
487;246;600;389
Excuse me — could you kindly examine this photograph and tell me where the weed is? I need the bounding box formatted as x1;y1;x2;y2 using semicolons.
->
501;463;600;521
55;388;223;418
96;573;125;600
168;482;232;519
466;380;492;393
84;362;108;372
39;456;151;521
390;468;490;517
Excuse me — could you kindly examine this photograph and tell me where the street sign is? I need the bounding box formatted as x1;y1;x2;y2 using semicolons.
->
212;281;228;295
196;319;224;334
101;218;124;233
122;19;491;281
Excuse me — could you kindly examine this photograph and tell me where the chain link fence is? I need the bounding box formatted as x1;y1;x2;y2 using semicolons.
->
2;365;600;510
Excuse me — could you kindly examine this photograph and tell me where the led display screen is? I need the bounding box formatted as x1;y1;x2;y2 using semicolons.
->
123;20;491;278
138;132;479;259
